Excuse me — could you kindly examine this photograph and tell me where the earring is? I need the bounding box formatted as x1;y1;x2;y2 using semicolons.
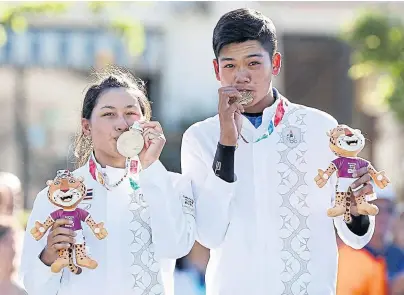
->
83;134;93;150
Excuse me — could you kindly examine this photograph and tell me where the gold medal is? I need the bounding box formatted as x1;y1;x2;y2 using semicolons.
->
236;91;254;105
117;123;144;158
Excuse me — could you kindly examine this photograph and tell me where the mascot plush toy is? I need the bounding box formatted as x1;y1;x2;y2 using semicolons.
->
30;170;108;274
314;124;391;223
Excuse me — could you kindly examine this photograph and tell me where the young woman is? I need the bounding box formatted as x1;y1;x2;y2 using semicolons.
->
19;67;197;295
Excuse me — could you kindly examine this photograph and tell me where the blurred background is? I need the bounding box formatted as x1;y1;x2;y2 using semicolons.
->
1;1;404;295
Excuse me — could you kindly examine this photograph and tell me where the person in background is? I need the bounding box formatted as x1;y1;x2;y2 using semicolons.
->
0;172;23;216
0;173;25;288
0;215;27;295
385;204;404;295
336;183;396;295
0;184;14;216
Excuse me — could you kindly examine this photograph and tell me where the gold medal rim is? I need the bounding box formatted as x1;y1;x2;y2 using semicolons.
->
236;91;254;105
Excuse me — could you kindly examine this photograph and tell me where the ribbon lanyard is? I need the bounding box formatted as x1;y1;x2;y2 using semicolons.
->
88;154;141;191
254;95;288;143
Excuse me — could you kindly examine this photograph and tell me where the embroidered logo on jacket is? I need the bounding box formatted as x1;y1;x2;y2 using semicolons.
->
181;194;195;217
79;188;93;210
282;126;302;149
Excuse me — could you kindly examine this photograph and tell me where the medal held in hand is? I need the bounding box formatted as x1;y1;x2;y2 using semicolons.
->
117;121;145;158
235;90;254;105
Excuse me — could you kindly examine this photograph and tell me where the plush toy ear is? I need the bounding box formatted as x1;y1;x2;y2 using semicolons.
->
76;176;84;182
326;131;332;137
46;180;53;186
355;129;362;134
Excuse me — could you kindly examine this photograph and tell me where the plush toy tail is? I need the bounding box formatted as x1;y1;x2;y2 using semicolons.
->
344;188;353;224
67;247;82;275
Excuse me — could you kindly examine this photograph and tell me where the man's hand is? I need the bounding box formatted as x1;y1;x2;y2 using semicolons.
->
349;166;375;216
350;166;374;198
138;121;166;169
218;87;244;146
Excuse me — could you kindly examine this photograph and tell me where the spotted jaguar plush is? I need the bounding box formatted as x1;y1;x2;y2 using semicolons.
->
314;124;390;223
30;170;108;274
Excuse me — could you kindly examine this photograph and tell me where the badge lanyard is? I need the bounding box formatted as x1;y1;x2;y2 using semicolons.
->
88;154;142;193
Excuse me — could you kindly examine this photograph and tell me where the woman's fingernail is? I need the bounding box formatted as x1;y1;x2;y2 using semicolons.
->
352;172;357;177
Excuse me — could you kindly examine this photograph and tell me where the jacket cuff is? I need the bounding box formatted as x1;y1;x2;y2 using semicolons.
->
35;248;62;278
334;214;375;249
139;160;169;188
138;160;174;206
204;167;237;203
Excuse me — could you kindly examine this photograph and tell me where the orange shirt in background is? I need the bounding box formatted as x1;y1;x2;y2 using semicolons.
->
336;244;388;295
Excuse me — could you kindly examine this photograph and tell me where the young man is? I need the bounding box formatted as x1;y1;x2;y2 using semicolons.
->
181;8;377;295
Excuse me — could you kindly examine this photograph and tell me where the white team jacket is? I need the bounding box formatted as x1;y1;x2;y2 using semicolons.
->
181;99;375;295
19;159;202;295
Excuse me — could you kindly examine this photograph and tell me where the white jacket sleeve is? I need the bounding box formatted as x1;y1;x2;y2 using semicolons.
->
181;127;236;249
333;215;375;249
330;171;375;249
19;189;63;295
139;160;196;260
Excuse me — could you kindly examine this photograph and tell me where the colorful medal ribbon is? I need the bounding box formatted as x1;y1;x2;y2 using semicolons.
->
254;94;289;143
88;154;142;192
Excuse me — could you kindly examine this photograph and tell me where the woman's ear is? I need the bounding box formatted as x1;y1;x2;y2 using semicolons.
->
81;118;91;136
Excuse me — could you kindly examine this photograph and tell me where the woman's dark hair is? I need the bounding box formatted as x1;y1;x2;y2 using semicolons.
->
212;8;277;59
73;66;152;168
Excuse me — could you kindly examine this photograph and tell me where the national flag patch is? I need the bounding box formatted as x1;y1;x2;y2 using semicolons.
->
84;189;93;200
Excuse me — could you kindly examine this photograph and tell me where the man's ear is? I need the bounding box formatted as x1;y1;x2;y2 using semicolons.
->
213;59;220;81
272;52;282;76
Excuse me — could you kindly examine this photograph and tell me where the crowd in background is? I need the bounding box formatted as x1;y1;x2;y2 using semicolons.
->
1;170;403;295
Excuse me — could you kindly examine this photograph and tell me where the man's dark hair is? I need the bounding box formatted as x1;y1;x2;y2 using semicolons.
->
212;8;277;59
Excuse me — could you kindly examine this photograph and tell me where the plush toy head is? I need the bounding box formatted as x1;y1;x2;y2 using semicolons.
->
46;170;86;210
327;124;365;157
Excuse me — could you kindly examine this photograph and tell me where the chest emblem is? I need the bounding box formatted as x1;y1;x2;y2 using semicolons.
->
282;125;302;149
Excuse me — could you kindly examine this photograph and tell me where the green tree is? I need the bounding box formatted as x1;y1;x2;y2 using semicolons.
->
341;10;404;122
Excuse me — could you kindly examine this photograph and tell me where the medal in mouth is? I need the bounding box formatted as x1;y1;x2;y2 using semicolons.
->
236;91;254;105
116;122;145;158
